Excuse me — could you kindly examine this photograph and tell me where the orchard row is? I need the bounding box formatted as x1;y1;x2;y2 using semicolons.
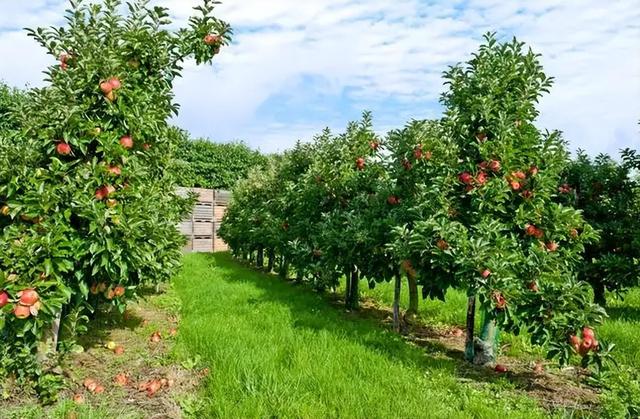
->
219;35;612;368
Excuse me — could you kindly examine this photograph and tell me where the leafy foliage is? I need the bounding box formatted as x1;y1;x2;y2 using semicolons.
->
0;0;230;397
558;150;640;304
172;129;267;189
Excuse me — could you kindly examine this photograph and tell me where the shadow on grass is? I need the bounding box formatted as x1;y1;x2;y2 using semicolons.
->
75;305;144;349
200;252;543;390
605;306;640;322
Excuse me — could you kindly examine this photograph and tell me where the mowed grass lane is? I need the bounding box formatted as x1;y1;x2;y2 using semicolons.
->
173;253;546;418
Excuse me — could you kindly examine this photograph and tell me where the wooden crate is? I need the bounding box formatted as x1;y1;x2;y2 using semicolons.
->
193;203;213;220
193;237;213;252
178;221;192;235
193;221;213;236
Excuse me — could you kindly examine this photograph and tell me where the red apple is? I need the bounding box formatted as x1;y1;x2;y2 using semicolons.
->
120;135;134;149
73;393;85;405
546;241;558;252
458;172;473;185
150;331;162;343
582;327;595;340
114;285;125;297
204;34;219;45
114;345;125;355
488;160;501;172
510;180;521;191
83;378;98;392
436;239;449;251
493;292;507;309
569;228;579;238
424;150;432;160
56;142;72;155
114;373;128;386
18;288;39;306
402;159;412;170
512;171;526;180
476;171;487;185
387;195;399;205
494;364;508;373
413;148;423;159
108;77;121;90
14;304;31;319
529;165;538;176
525;224;538;236
369;141;379;150
0;291;9;308
528;281;539;292
481;269;491;278
107;165;121;176
521;190;533;199
100;81;113;94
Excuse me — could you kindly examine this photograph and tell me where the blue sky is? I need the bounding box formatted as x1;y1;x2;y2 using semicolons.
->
1;0;638;155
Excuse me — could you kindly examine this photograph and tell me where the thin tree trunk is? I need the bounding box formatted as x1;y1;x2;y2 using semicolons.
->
296;270;303;283
593;281;607;307
267;248;275;272
347;270;359;310
406;274;419;317
37;311;61;362
279;257;289;279
393;273;402;332
345;269;352;306
256;246;264;268
464;295;476;362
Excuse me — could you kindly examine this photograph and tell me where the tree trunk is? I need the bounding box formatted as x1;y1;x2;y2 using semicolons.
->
474;312;499;365
279;257;289;279
296;270;303;283
464;295;476;362
593;281;607;307
256;246;264;268
406;274;419;317
267;248;275;272
347;270;359;310
345;269;352;305
393;273;402;332
37;311;61;363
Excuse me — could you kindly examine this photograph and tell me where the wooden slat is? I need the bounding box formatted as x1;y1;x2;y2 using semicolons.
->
193;203;213;220
193;238;213;252
193;221;213;236
178;221;192;235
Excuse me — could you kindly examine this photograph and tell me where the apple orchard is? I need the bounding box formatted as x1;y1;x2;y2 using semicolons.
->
0;0;631;406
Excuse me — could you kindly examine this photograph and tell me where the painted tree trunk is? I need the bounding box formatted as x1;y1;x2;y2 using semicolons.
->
473;312;499;365
267;248;275;272
393;273;402;332
37;311;61;363
464;295;476;362
406;274;419;316
347;270;359;310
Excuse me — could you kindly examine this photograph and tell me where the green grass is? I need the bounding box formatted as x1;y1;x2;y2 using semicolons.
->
173;253;551;418
597;288;640;369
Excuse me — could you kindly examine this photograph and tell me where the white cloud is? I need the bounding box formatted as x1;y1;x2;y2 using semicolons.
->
1;0;638;155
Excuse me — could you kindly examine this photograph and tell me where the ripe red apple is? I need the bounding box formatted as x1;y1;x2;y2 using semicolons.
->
476;171;487;185
18;288;39;306
529;165;538;176
569;334;581;352
114;285;125;297
100;81;113;94
108;77;121;90
436;239;449;251
203;34;219;45
488;160;501;172
93;385;105;394
369;141;379;150
481;269;491;278
413;148;423;159
525;224;538;236
510;180;521;191
14;304;31;319
582;327;595;340
95;187;108;200
355;157;365;170
114;345;125;355
0;290;9;308
512;171;526;180
107;165;121;176
545;241;558;252
458;171;473;185
114;373;128;386
465;184;474;192
494;364;508;373
83;378;98;392
528;281;539;292
478;161;488;170
150;331;162;343
73;393;85;405
387;195;399;205
120;135;134;149
493;292;507;309
521;190;533;199
56;142;72;155
424;150;432;160
569;228;579;238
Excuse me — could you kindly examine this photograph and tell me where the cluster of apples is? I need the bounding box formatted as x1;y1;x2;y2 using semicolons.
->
0;288;40;319
100;76;122;102
569;327;599;356
89;282;125;299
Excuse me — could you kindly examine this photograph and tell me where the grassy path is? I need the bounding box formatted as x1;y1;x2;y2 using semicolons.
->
173;253;548;418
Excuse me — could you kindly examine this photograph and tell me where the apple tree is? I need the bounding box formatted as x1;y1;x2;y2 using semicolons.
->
0;0;230;395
